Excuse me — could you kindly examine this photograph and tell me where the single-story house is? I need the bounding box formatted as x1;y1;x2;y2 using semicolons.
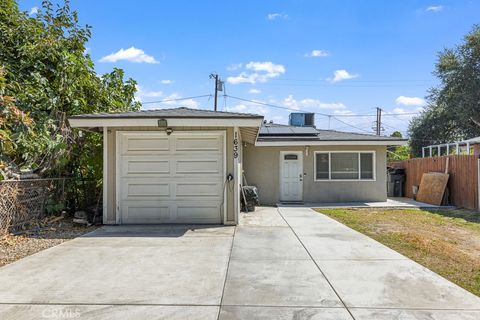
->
69;107;406;225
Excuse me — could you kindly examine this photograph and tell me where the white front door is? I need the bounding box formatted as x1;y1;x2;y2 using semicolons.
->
280;151;303;202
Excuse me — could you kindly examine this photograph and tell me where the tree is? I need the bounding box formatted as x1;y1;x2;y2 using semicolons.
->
409;25;480;156
387;131;410;162
0;1;140;209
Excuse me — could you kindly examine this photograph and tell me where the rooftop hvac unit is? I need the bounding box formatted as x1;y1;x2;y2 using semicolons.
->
289;113;315;127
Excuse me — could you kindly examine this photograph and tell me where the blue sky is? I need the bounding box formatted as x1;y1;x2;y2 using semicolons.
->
21;0;480;135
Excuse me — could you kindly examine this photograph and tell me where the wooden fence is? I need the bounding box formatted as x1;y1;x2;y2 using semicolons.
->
389;155;480;210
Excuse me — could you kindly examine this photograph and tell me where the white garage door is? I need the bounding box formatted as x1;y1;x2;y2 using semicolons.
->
117;131;225;224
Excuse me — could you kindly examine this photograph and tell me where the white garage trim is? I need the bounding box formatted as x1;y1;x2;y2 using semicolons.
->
115;130;227;224
232;126;240;225
70;117;262;128
103;127;108;224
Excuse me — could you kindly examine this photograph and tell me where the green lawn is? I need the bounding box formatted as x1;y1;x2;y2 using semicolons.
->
316;208;480;297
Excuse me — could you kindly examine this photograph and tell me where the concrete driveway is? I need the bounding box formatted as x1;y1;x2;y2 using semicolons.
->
0;207;479;319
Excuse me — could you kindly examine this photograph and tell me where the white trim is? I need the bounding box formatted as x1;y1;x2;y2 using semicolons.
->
313;150;376;182
115;130;227;225
232;127;240;225
255;140;406;147
279;151;304;202
69;117;263;128
102;127;108;224
115;131;121;224
223;129;228;224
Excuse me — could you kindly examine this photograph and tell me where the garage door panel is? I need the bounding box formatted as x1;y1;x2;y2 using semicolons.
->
176;182;222;197
175;159;222;175
122;135;170;154
123;159;170;175
175;136;222;152
118;131;224;224
125;182;170;198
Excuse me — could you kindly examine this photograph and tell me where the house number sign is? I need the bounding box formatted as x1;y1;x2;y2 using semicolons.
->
233;132;239;158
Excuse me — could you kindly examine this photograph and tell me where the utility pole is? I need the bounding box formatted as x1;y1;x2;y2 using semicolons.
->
375;107;382;135
209;73;223;111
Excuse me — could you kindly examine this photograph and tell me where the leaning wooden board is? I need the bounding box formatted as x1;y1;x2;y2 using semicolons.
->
416;172;449;206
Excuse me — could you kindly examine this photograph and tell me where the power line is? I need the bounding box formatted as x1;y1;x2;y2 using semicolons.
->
142;93;421;117
331;117;373;134
226;94;331;115
239;82;431;88
141;94;212;105
226;95;377;133
226;95;420;117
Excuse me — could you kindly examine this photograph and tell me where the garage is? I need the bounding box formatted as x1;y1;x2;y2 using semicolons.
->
68;107;263;225
117;131;225;224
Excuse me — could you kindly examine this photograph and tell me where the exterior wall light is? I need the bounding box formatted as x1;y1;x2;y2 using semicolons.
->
158;119;168;127
165;127;173;135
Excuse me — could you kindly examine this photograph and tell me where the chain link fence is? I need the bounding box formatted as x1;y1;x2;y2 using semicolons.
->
0;178;67;235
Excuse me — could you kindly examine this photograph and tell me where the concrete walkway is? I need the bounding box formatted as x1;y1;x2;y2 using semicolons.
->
0;207;479;319
284;197;451;209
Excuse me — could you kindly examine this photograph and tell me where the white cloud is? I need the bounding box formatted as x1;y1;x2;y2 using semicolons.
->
135;85;163;102
395;96;426;106
267;13;288;20
282;95;347;111
426;5;443;12
248;88;261;94
140;93;202;110
228;103;269;116
99;47;159;64
305;49;329;57
227;61;286;84
161;93;200;109
333;109;355;115
160;80;173;84
329;69;359;82
246;61;285;74
29;7;38;16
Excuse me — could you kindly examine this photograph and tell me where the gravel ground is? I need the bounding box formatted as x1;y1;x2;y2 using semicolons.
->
0;217;97;267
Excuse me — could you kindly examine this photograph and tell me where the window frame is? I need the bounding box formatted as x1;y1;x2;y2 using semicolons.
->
313;151;376;182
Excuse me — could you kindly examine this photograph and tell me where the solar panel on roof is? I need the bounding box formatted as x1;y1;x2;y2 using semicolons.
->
259;125;318;136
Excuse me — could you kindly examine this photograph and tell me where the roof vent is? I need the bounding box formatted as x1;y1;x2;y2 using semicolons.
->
289;113;315;127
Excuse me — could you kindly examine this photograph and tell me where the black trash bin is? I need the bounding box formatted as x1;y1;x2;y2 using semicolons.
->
387;168;406;197
241;186;259;212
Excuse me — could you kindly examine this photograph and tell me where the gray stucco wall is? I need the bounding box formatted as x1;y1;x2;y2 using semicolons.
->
105;127;236;224
243;144;387;205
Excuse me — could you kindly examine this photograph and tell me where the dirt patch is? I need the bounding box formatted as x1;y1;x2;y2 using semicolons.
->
0;216;97;267
316;208;480;297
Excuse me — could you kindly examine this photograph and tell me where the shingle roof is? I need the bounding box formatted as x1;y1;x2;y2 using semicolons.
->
70;107;264;119
258;123;406;142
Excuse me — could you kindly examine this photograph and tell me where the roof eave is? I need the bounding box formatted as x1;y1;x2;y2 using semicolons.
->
255;139;407;146
68;117;264;128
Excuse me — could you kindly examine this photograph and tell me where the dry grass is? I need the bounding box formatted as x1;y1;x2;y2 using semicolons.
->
0;217;97;267
316;208;480;296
